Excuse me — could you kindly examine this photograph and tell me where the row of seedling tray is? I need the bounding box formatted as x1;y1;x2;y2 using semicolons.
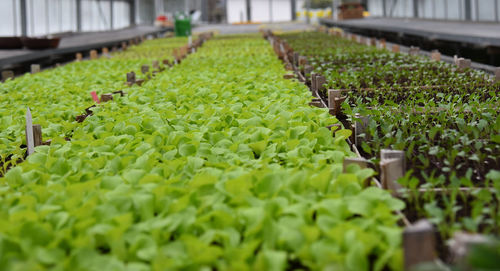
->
1;32;213;177
264;29;500;270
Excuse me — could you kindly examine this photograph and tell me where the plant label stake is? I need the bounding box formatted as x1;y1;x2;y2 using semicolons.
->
32;124;43;147
354;113;370;147
380;149;405;191
327;89;342;116
141;65;150;74
25;107;34;156
408;46;420;56
31;64;40;74
152;60;160;70
100;94;113;102
75;53;83;61
279;43;285;56
392;44;400;53
127;71;136;86
90;91;100;103
380;39;386;49
309;98;323;108
135;79;145;86
431;50;441;61
494;67;500;82
403;220;436;270
310;73;317;94
90;50;98;60
456;58;471;72
25;108;41;156
316;75;326;92
298;56;308;66
2;70;14;81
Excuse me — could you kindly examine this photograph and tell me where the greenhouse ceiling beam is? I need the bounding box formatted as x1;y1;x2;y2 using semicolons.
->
20;0;27;36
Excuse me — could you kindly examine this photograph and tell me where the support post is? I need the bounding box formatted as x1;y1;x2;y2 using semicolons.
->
291;0;296;20
495;0;499;22
382;0;387;17
110;0;114;30
306;0;310;24
413;0;418;18
465;0;472;21
76;0;82;32
246;0;252;22
130;0;137;26
20;0;27;36
269;0;273;23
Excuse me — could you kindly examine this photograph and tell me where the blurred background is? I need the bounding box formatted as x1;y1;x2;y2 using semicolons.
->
1;0;499;36
0;0;498;70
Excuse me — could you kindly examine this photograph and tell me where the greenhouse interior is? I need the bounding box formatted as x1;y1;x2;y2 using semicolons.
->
0;0;499;270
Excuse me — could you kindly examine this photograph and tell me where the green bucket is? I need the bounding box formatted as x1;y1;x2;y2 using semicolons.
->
174;14;191;37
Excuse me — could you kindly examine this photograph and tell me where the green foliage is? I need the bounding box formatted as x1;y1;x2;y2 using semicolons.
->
280;31;500;239
0;37;187;173
0;34;404;270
